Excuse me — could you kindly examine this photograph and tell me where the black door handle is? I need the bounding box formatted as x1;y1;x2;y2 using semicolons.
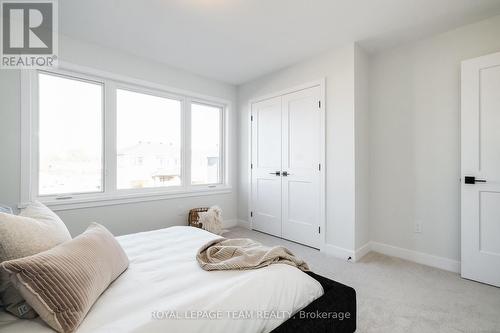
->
464;176;487;184
282;171;291;177
269;171;281;176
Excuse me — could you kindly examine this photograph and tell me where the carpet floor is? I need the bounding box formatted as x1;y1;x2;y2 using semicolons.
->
224;227;500;333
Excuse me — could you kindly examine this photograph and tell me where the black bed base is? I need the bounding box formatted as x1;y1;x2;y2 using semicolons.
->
271;272;356;333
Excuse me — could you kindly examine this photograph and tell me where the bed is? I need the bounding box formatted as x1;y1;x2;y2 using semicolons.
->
0;226;356;332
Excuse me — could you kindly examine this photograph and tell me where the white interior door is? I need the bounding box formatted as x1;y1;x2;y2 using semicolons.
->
461;52;500;287
250;84;324;248
281;87;322;248
251;97;282;237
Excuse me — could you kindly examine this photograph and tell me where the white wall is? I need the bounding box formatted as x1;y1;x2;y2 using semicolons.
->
237;44;357;252
369;15;500;262
354;45;371;251
0;35;238;237
3;14;500;267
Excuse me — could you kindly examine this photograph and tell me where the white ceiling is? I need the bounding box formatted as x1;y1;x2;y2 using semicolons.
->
60;0;500;85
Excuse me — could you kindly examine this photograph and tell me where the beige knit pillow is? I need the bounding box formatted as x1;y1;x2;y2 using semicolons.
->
1;223;129;333
0;201;71;318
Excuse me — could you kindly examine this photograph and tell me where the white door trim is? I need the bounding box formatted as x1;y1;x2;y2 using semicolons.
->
248;78;326;249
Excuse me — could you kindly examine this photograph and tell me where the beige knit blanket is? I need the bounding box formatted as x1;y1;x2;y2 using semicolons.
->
196;238;309;272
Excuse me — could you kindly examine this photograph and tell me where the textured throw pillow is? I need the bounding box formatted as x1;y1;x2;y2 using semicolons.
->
0;201;71;318
198;206;223;235
1;223;129;333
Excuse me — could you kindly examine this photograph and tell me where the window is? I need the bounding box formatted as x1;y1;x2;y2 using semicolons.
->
22;66;229;208
38;72;103;196
191;103;222;185
117;89;181;189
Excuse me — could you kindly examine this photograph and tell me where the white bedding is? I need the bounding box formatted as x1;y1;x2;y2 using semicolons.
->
0;226;323;333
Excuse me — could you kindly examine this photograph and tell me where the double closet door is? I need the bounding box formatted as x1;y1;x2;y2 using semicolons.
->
250;85;323;249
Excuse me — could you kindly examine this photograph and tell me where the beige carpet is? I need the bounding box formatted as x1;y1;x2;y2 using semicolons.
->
224;227;500;333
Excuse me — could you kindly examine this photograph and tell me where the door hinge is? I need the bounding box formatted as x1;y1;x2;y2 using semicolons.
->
318;163;321;171
251;163;253;169
251;115;254;121
318;101;321;108
250;211;253;218
318;226;321;234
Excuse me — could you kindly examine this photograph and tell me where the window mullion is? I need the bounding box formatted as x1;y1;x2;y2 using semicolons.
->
104;81;117;194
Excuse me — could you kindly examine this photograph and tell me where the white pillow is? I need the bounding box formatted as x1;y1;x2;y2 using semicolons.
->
0;201;71;318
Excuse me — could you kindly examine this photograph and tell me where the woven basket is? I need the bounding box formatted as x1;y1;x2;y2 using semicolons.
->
188;207;209;228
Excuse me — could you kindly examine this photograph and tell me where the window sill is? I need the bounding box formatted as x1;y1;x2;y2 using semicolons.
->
18;186;232;211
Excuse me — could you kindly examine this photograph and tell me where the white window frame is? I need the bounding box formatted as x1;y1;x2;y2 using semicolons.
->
20;62;231;211
34;69;106;197
114;83;186;194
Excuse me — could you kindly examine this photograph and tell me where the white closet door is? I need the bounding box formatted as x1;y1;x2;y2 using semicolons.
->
251;97;283;237
461;52;500;287
281;86;322;248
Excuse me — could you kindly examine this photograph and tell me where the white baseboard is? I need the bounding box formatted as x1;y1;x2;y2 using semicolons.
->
321;242;370;262
370;241;460;273
321;241;460;272
354;242;371;261
222;219;239;228
236;219;252;229
321;244;355;262
223;222;460;273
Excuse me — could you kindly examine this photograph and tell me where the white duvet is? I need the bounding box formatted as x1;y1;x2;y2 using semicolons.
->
0;226;323;333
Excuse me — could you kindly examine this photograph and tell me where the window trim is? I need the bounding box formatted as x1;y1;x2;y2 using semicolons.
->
20;62;231;211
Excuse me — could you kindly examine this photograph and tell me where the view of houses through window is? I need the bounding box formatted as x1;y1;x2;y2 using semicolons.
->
117;89;182;189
